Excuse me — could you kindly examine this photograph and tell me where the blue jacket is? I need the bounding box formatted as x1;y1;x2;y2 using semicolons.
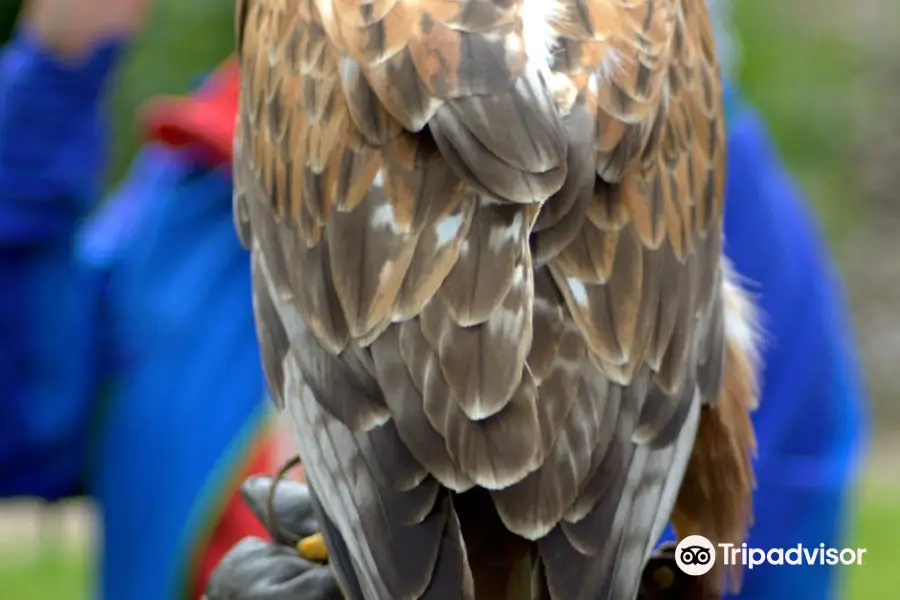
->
719;89;866;598
0;32;271;599
0;28;115;500
0;31;866;600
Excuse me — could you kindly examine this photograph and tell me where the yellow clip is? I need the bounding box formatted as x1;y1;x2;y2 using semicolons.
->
297;532;329;563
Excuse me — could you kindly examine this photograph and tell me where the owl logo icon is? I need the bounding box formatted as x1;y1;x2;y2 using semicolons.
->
675;535;717;576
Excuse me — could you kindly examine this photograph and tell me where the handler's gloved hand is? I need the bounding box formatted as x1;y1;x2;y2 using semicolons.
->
204;475;342;600
637;543;720;600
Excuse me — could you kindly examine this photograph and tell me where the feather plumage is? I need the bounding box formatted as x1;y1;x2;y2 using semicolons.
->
234;0;760;597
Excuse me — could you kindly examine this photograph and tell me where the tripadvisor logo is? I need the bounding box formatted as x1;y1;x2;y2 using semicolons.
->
720;542;867;569
674;535;867;576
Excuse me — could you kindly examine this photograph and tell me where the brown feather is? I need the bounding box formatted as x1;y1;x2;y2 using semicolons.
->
670;281;759;596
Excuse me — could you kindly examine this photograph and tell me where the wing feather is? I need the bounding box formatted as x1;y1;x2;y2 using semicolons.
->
284;356;463;598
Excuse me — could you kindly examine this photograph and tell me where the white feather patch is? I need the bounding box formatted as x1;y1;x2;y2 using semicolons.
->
434;213;465;248
566;277;589;307
721;259;762;367
520;0;561;75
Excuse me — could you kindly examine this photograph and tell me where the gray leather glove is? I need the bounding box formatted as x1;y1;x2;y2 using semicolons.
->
204;475;342;600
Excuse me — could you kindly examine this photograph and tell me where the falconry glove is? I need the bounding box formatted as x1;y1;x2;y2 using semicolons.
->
204;472;342;600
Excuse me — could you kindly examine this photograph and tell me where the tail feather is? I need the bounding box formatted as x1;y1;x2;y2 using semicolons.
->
670;275;760;594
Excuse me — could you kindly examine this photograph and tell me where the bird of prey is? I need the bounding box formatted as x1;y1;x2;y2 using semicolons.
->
231;0;760;597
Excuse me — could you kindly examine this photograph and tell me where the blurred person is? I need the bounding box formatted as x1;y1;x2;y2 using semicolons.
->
207;2;869;600
0;1;289;598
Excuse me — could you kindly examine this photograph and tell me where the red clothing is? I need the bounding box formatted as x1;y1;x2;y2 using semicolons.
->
190;441;274;599
141;56;240;167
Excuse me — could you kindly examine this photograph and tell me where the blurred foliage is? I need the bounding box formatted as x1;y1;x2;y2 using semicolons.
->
105;0;235;185
732;2;872;243
0;0;22;45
